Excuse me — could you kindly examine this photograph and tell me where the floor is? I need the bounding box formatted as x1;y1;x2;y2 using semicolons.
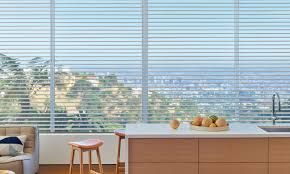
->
39;164;116;174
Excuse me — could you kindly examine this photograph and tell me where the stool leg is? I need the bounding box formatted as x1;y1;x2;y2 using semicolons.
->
79;149;84;174
116;137;121;174
96;148;104;174
69;147;75;174
88;150;92;172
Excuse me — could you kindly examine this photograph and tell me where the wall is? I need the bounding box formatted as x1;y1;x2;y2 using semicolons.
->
39;134;124;164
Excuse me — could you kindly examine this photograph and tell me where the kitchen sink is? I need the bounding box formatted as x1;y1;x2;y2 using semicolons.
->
259;126;290;132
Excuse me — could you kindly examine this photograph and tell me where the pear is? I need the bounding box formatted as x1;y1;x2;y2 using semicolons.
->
170;119;180;129
215;118;228;127
201;117;213;127
191;116;203;126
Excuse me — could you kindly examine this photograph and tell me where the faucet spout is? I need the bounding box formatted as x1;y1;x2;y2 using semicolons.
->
272;92;281;125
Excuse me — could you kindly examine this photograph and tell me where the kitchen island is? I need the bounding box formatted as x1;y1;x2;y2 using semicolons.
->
125;123;290;174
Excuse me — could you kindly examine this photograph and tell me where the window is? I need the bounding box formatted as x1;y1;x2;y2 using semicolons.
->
0;0;51;131
238;0;290;121
1;0;290;133
53;0;142;132
148;0;237;122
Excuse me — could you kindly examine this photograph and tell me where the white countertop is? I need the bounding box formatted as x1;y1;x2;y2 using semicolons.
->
125;123;290;138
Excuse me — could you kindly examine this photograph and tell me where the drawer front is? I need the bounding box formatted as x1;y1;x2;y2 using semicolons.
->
129;163;198;174
269;163;290;174
199;163;268;174
199;138;268;162
129;139;198;162
269;138;290;162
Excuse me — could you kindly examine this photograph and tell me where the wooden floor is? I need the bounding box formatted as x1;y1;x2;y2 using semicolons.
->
39;164;116;174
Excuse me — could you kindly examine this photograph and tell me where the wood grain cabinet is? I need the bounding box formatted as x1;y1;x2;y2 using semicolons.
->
129;138;198;163
127;138;290;174
269;138;290;174
199;163;268;174
128;138;199;174
269;163;290;174
199;138;268;162
129;163;198;174
269;138;290;162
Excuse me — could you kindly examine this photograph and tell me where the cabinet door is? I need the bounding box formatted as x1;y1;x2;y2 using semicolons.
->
269;138;290;162
129;163;198;174
199;163;268;174
199;138;268;162
129;139;198;162
269;163;290;174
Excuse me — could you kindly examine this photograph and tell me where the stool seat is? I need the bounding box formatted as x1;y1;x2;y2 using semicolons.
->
114;129;125;138
69;139;104;149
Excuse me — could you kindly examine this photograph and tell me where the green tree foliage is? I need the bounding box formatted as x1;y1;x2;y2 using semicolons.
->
0;53;30;113
0;54;49;125
62;74;141;132
0;53;199;132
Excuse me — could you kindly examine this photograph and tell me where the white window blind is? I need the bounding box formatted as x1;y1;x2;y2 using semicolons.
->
1;0;290;133
238;0;290;122
0;0;51;131
148;0;237;122
53;0;142;132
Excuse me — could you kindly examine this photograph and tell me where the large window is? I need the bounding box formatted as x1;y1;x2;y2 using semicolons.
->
1;0;290;132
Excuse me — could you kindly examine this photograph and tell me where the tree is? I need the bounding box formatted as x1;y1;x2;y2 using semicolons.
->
0;53;30;113
0;53;50;123
66;78;102;132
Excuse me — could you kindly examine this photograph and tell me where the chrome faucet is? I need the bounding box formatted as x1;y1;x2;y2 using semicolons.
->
272;92;281;125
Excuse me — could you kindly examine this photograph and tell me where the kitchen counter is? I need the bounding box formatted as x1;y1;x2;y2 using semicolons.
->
125;123;290;138
125;123;290;174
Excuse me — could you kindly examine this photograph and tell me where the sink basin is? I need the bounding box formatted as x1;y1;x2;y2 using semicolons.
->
259;126;290;132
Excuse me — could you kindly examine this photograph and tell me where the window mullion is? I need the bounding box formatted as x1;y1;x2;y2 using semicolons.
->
141;0;149;123
49;0;56;133
234;0;240;120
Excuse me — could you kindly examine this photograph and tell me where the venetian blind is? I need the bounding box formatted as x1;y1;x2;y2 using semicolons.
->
0;0;51;131
53;0;142;132
238;0;290;122
147;0;238;122
1;0;290;133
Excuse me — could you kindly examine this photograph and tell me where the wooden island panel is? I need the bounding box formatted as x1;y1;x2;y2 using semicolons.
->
269;163;290;174
269;138;290;162
129;163;198;174
199;163;268;174
199;138;268;162
129;138;198;163
127;137;290;174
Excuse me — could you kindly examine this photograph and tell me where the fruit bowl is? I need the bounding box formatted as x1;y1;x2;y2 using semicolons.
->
190;125;229;132
190;115;229;132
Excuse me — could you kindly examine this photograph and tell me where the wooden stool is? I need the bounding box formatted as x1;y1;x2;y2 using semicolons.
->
69;139;104;174
115;130;125;174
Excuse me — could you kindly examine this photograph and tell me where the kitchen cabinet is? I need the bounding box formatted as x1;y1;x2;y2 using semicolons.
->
199;138;268;162
129;163;198;174
269;163;290;174
128;138;269;174
199;163;268;174
269;138;290;174
269;138;290;162
125;124;290;174
129;138;198;163
128;138;198;174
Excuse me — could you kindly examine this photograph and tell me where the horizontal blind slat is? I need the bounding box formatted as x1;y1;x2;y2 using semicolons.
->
1;0;290;132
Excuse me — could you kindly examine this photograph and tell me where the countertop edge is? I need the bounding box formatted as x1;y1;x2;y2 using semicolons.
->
126;134;290;138
125;123;290;138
